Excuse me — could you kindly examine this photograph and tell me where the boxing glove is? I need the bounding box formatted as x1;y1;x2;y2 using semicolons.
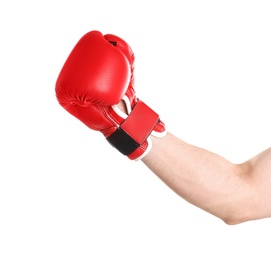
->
55;30;166;160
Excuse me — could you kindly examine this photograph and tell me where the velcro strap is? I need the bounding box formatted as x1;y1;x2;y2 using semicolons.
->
106;100;159;155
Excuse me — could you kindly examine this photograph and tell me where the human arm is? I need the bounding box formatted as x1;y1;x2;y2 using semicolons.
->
56;30;271;225
141;131;271;225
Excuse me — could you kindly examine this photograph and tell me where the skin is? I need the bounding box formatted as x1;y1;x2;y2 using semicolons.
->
142;133;271;225
119;101;271;225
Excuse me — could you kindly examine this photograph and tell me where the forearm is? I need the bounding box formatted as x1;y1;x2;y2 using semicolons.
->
142;132;264;224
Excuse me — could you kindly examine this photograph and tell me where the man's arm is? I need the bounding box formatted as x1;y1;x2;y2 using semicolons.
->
56;30;271;225
142;132;271;225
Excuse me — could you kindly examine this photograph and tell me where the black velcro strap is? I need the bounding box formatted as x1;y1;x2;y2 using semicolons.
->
106;127;140;155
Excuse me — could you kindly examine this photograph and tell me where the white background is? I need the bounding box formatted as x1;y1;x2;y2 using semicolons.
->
1;1;271;259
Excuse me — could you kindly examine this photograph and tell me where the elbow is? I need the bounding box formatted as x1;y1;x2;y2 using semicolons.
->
222;217;245;225
219;207;261;225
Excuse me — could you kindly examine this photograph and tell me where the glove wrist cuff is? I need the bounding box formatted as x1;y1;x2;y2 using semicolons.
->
106;100;166;160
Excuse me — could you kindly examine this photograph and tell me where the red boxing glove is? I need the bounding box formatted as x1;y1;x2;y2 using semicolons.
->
55;30;166;160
